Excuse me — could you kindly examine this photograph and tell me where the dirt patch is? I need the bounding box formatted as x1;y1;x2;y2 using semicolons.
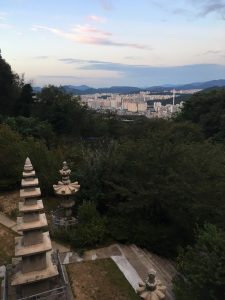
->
0;224;17;265
0;191;19;218
66;258;139;300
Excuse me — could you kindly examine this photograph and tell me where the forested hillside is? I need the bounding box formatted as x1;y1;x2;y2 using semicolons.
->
1;53;225;299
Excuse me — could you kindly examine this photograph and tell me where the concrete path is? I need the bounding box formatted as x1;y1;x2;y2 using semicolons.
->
111;255;142;290
82;243;176;300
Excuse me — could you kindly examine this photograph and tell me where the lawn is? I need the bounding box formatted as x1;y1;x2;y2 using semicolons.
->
66;258;140;300
0;223;16;266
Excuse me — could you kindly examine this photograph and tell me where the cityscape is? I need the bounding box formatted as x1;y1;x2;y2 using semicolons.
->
81;89;201;118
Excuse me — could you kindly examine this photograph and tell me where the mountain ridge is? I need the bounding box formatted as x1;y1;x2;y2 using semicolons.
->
33;79;225;95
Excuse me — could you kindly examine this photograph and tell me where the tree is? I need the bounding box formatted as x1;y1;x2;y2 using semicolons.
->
174;224;225;300
70;201;106;248
0;51;21;115
0;125;24;189
178;88;225;141
14;84;33;117
33;86;87;136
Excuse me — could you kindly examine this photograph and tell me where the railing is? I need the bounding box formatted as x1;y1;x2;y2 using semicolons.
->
17;285;68;300
2;265;7;300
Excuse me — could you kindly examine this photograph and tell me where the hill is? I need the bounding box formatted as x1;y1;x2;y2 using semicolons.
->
33;79;225;95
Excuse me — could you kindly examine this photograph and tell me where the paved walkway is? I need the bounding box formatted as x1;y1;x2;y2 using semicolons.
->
63;243;177;300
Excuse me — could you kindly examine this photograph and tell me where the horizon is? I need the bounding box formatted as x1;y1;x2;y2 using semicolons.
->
1;0;225;87
32;77;225;89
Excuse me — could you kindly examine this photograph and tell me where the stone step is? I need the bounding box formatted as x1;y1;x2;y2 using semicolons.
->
130;245;175;300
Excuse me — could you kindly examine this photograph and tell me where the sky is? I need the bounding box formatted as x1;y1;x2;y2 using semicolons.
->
1;0;225;87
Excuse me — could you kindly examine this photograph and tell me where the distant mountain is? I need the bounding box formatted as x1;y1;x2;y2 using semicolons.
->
61;85;141;95
32;79;225;95
176;79;225;90
63;85;91;91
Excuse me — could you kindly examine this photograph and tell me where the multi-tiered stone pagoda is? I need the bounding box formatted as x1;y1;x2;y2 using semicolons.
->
11;157;58;298
52;161;80;227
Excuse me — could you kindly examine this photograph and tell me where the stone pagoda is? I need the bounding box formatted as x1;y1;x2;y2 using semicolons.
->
11;157;58;298
53;161;80;227
137;269;166;300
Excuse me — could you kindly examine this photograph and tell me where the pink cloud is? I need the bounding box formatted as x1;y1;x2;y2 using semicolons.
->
87;15;106;23
33;24;149;50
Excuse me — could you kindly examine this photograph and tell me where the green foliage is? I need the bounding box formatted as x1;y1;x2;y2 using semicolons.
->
178;89;225;141
0;52;21;116
77;121;225;256
3;116;55;146
174;224;225;300
33;85;87;136
14;83;34;117
0;125;24;189
0;124;63;192
70;201;106;248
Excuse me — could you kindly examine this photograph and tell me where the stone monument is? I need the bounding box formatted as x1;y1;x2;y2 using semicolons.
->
11;157;59;298
137;269;166;300
52;161;80;227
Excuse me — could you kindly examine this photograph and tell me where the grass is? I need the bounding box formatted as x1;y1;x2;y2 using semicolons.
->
66;258;139;300
0;223;17;266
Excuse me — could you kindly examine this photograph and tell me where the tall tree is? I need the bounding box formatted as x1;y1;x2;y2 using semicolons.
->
174;224;225;300
0;50;21;115
14;83;33;117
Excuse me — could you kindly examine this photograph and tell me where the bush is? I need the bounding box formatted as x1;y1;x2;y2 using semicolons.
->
173;224;225;300
70;201;106;248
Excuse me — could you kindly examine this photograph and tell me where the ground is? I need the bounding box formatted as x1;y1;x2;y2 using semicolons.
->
0;223;16;265
66;258;140;300
0;191;19;219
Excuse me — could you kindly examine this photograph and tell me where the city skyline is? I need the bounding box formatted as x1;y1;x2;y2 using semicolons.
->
1;0;225;87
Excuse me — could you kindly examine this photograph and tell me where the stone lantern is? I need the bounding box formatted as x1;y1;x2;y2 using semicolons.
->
137;269;166;300
53;161;80;227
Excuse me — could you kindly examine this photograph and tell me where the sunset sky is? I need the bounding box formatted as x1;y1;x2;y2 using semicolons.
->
1;0;225;87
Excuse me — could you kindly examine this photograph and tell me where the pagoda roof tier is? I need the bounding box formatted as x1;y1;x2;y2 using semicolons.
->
17;214;48;232
53;181;80;196
11;251;58;286
23;170;36;178
19;200;44;212
15;232;52;257
21;178;39;188
20;187;41;199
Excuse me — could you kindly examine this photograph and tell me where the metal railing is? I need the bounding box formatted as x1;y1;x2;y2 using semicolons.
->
17;285;68;300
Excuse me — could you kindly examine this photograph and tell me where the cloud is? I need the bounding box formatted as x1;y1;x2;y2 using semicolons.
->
196;0;225;17
179;0;225;19
156;0;225;20
197;50;222;56
33;56;50;59
98;0;113;10
0;23;13;29
58;58;225;85
33;24;149;49
0;11;7;21
87;15;106;23
39;75;80;79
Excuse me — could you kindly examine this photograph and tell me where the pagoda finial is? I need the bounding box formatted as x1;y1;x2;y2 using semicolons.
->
59;161;71;185
24;157;34;172
53;161;80;196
